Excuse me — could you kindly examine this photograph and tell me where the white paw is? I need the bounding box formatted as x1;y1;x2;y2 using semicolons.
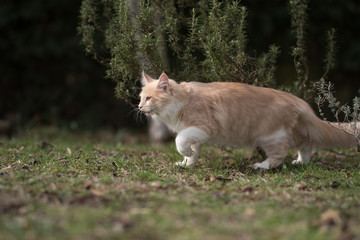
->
175;161;191;167
175;161;187;167
175;158;195;167
253;161;270;170
292;159;306;165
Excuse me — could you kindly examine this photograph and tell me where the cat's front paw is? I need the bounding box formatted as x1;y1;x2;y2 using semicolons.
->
175;157;195;167
175;161;188;167
253;161;270;170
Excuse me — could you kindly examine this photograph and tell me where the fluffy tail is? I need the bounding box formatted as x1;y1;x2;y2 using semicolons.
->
308;118;357;148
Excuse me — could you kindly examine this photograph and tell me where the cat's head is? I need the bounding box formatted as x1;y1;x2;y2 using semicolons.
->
138;72;176;117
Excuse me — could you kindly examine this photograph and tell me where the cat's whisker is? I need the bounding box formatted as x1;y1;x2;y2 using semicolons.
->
127;106;146;125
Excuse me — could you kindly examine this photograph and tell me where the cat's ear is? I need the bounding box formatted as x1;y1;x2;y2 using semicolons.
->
157;72;169;92
141;71;154;86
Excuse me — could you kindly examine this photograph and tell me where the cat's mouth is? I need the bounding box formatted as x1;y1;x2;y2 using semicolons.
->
142;110;153;116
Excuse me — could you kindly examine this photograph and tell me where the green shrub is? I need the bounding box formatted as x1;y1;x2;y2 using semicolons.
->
78;0;280;104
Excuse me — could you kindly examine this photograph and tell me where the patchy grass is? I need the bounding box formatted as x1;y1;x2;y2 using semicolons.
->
0;128;359;240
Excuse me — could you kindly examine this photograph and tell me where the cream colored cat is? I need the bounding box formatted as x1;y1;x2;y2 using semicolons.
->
138;72;356;169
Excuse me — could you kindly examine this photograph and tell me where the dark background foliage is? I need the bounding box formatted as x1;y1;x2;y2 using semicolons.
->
1;0;359;131
0;0;132;131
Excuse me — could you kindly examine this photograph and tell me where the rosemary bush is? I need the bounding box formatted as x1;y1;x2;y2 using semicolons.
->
289;0;359;146
78;0;280;104
289;0;309;98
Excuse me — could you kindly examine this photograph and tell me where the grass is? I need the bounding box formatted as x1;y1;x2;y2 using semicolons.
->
0;127;360;240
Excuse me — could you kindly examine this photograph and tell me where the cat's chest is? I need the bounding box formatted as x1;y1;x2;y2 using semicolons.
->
153;114;185;133
167;120;186;133
155;101;186;133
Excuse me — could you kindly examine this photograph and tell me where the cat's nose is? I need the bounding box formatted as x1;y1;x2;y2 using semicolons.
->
138;105;142;109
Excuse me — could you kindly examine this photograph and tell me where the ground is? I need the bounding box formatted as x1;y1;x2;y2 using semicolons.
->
0;128;359;240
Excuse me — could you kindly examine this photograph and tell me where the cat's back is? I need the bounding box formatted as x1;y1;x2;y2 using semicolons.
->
180;81;282;101
180;81;250;95
181;81;240;90
179;80;312;125
180;81;305;106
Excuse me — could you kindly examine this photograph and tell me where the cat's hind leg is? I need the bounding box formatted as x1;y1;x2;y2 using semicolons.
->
175;127;209;166
254;129;289;170
292;144;312;165
253;150;288;169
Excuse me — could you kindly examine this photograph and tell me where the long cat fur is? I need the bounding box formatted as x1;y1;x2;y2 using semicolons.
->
138;72;356;169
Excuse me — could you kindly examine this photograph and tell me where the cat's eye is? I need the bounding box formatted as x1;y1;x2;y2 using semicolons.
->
146;96;152;101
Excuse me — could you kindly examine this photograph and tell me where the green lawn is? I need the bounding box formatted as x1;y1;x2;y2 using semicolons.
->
0;128;359;240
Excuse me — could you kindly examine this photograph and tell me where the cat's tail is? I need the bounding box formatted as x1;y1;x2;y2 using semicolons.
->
307;117;358;148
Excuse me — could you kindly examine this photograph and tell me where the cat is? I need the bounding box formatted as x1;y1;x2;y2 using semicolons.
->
138;71;356;169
